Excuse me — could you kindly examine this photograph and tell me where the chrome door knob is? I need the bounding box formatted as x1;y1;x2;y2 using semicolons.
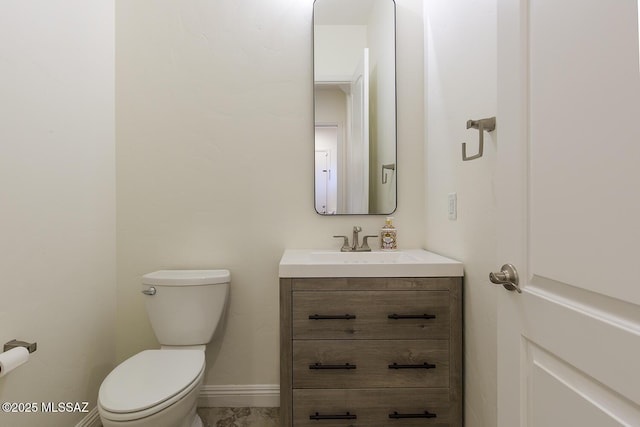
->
489;264;522;293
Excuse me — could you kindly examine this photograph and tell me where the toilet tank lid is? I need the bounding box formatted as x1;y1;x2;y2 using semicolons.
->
142;269;230;286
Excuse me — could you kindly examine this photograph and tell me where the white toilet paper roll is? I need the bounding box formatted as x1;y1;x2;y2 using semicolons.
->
0;347;29;378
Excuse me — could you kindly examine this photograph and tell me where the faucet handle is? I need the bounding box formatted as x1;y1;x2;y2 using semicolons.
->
333;235;351;252
360;235;378;251
353;226;362;232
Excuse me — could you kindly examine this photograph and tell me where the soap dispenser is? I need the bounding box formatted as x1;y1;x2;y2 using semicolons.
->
380;217;397;251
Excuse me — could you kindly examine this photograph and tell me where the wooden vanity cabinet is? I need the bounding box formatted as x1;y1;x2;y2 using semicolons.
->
280;277;462;426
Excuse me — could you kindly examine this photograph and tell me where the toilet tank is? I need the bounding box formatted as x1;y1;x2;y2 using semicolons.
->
141;270;230;346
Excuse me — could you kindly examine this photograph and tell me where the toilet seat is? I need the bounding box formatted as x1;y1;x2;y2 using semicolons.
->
98;349;204;421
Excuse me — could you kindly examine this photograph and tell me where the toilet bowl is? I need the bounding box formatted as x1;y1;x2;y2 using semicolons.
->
98;270;230;427
99;350;205;427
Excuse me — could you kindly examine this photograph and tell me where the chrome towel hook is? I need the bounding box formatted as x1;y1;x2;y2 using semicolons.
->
381;163;395;184
462;117;496;161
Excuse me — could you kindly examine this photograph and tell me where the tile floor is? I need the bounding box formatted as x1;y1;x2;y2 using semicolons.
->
197;407;280;427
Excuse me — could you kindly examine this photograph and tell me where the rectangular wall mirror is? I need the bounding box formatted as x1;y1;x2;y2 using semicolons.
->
313;0;397;215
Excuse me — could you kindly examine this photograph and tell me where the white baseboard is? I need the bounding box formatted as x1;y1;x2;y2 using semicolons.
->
75;406;101;427
198;384;280;408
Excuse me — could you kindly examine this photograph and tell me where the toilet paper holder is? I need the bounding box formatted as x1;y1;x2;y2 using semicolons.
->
4;340;37;354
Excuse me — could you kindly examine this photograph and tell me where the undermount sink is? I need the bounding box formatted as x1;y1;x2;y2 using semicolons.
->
279;249;463;278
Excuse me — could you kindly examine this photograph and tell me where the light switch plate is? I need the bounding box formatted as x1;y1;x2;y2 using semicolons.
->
448;193;457;220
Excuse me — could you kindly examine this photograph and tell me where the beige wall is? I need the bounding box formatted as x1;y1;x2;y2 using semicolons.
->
0;1;116;426
0;0;501;423
0;1;499;423
424;1;498;426
116;0;425;387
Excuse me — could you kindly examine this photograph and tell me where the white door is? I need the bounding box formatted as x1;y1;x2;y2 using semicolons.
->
315;125;339;214
496;0;640;425
315;150;329;214
346;48;369;213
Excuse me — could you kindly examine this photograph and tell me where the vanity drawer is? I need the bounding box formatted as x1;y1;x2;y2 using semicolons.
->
292;339;449;389
292;291;450;340
292;388;451;427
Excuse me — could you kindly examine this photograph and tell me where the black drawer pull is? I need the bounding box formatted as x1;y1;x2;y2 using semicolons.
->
309;314;356;320
310;412;357;420
389;411;437;419
388;313;436;320
309;362;357;370
388;362;436;369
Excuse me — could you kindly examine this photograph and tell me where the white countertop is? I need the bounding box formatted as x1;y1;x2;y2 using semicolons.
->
279;248;463;278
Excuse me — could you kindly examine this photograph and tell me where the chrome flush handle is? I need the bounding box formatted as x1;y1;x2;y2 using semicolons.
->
141;286;156;296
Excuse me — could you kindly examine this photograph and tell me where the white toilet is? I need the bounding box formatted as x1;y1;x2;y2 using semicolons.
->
98;269;230;427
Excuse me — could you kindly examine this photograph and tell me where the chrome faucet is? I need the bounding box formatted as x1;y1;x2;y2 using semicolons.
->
333;226;378;252
351;226;362;251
